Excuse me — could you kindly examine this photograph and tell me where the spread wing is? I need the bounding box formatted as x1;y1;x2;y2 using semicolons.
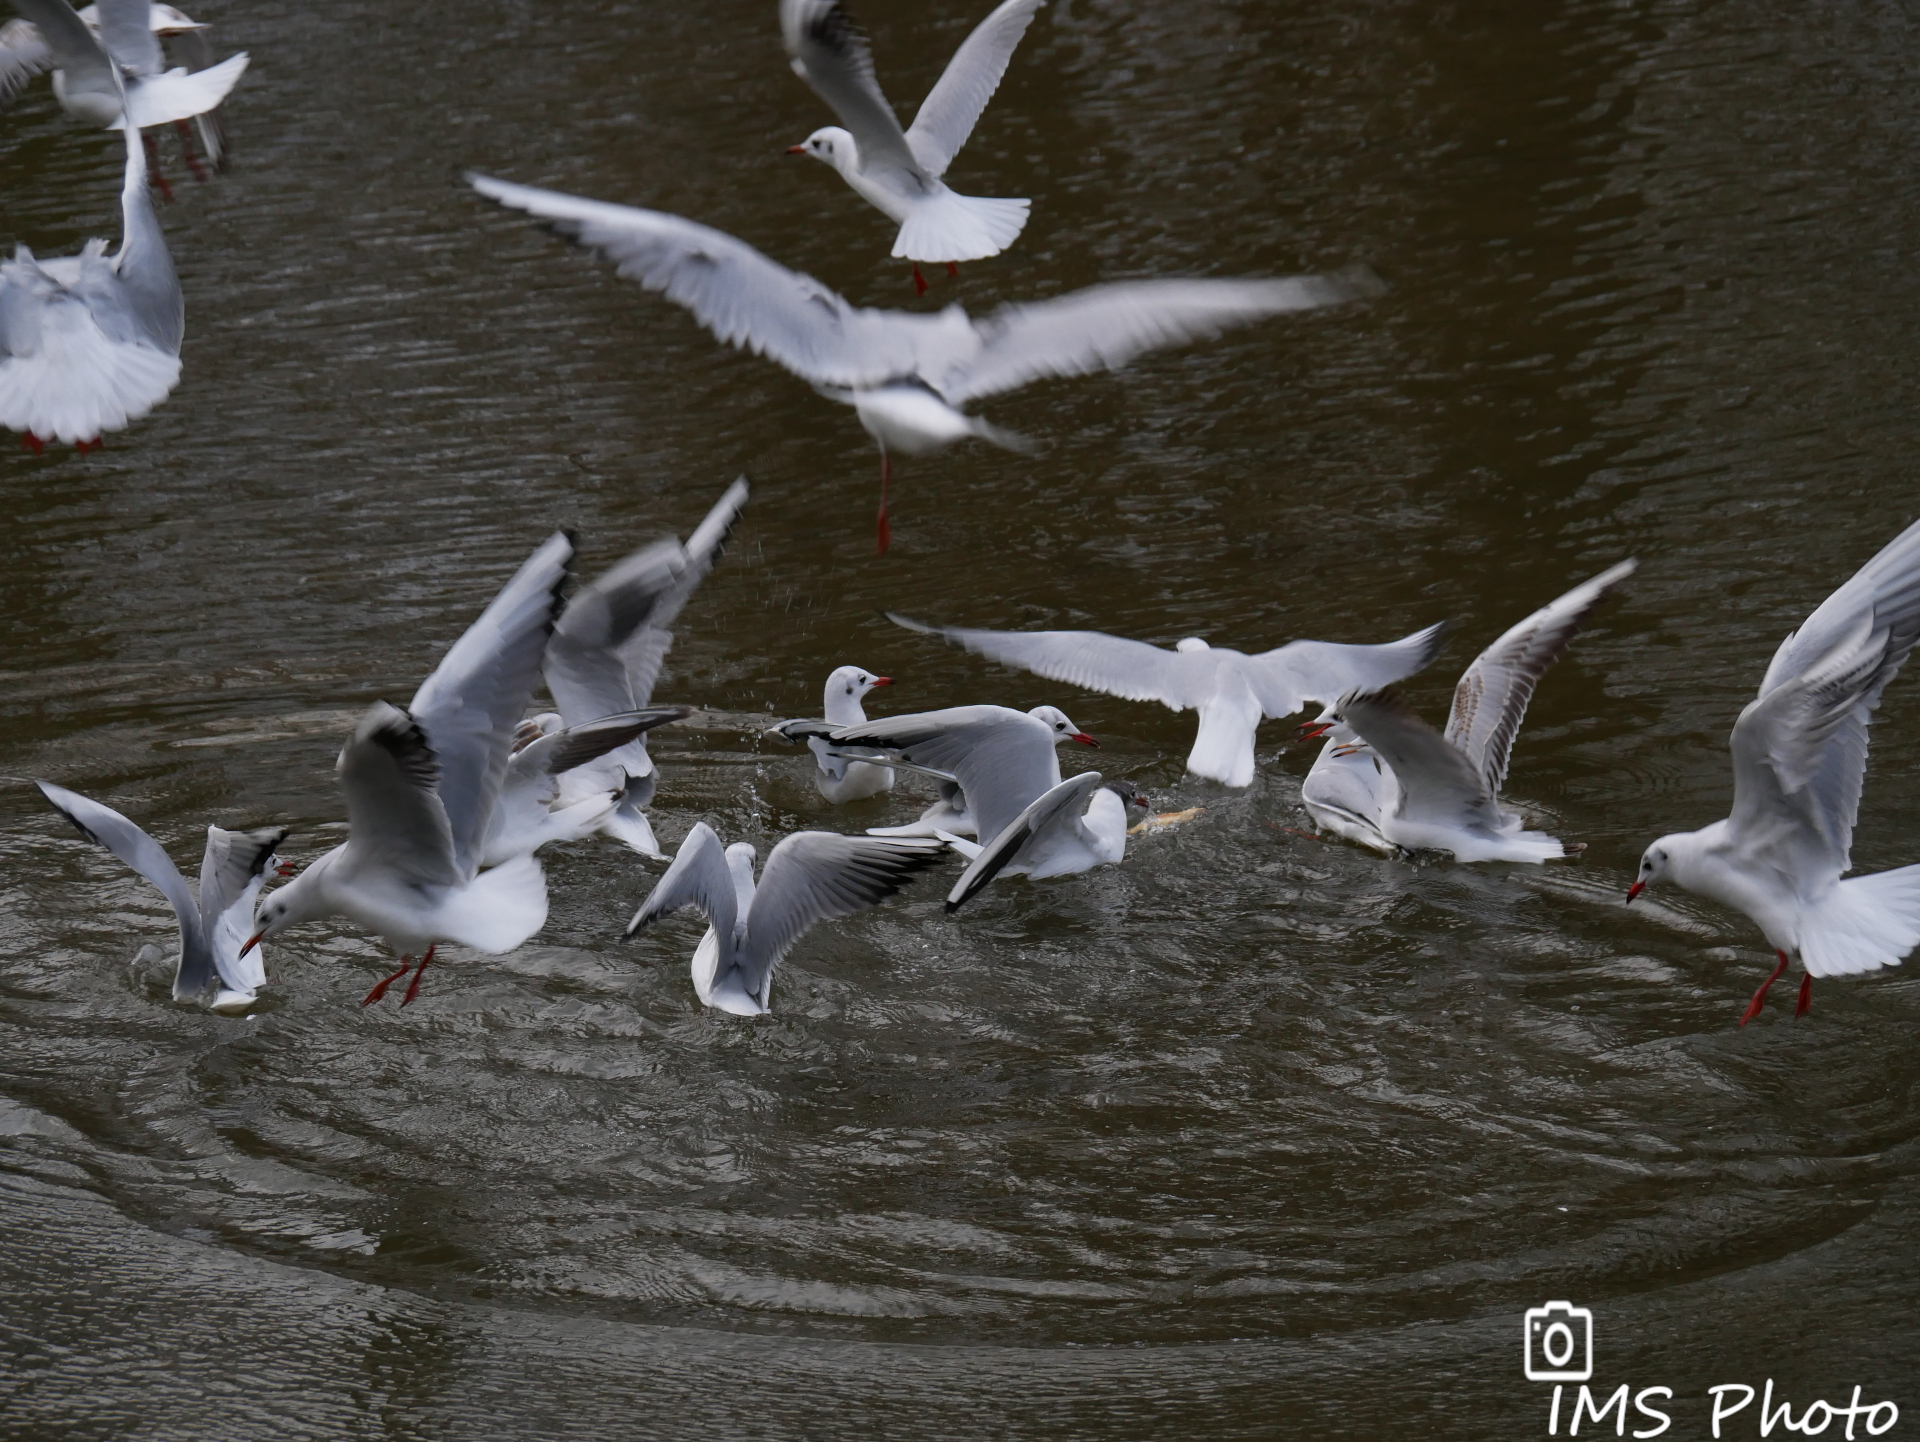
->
8;0;111;96
410;532;572;877
1247;620;1449;719
936;269;1385;404
738;832;945;999
546;537;686;725
945;770;1098;912
824;705;1059;843
0;19;54;109
1333;688;1504;833
621;477;749;708
889;612;1206;710
1443;560;1635;796
469;176;958;389
336;702;461;889
625;821;738;943
781;0;929;190
199;824;287;995
905;0;1044;177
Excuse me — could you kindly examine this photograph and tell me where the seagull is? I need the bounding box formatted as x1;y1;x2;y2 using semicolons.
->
36;781;289;1012
1;89;182;453
628;822;945;1015
940;773;1148;911
781;0;1043;293
78;2;237;176
888;612;1448;788
542;479;747;858
243;534;573;1008
767;666;898;803
1299;560;1637;863
465;171;1382;554
1628;519;1920;1024
480;707;691;868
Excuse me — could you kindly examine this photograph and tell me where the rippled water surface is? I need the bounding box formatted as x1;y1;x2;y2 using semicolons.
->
4;0;1919;1434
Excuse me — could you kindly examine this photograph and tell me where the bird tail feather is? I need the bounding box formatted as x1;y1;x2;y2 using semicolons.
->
892;191;1029;262
444;854;548;954
1799;864;1920;977
117;53;249;129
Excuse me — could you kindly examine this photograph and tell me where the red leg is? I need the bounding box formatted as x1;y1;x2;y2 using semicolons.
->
362;955;414;1006
1795;971;1813;1018
20;433;44;455
945;261;959;278
1739;950;1791;1027
173;120;209;182
75;437;101;455
876;450;892;556
911;263;928;297
400;945;437;1006
144;133;175;203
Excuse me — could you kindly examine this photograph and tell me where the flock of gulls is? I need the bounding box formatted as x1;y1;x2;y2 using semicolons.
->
8;0;1920;1030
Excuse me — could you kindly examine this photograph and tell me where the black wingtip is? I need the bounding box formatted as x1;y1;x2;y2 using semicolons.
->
35;783;100;846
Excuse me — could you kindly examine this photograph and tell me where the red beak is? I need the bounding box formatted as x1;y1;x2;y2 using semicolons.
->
872;676;893;686
1071;733;1099;748
785;144;807;155
239;930;265;956
1625;881;1646;903
1297;721;1333;740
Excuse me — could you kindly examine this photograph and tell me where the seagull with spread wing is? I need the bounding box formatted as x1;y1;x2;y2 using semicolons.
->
466;172;1381;553
243;535;573;1008
1628;519;1920;1024
629;823;945;1015
781;0;1043;293
1299;560;1636;863
888;611;1447;788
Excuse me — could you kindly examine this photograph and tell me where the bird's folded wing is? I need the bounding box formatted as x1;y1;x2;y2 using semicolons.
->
1443;560;1635;796
626;821;737;939
889;612;1201;709
905;0;1044;177
1336;689;1502;831
0;19;54;109
825;706;1055;842
467;177;950;390
8;0;109;90
1248;621;1448;720
337;702;462;888
938;271;1384;404
946;770;1097;912
36;780;206;957
781;0;929;189
739;833;945;997
411;533;572;877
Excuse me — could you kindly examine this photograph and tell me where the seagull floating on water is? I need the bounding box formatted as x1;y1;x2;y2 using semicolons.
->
481;707;690;867
36;781;288;1012
889;611;1446;787
940;772;1147;911
1298;560;1635;862
629;822;945;1014
244;534;574;1008
466;170;1381;553
768;666;898;803
1628;519;1920;1024
781;0;1043;293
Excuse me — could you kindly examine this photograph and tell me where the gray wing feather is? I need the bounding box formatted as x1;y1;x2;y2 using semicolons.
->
0;19;54;108
336;702;462;889
199;824;287;995
946;770;1098;912
905;0;1044;177
546;537;687;725
625;821;737;941
8;0;109;87
95;0;160;73
889;612;1204;709
622;477;749;707
780;0;929;188
823;705;1060;843
1334;688;1504;832
111;105;183;353
1247;621;1449;720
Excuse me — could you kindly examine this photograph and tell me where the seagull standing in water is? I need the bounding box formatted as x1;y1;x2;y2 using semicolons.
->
1299;560;1636;860
781;0;1043;293
1629;519;1920;1024
889;612;1447;787
243;534;573;1007
629;823;945;1015
467;173;1381;553
36;782;288;1012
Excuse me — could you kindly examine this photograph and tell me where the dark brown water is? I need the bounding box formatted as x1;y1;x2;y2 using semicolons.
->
3;0;1918;1435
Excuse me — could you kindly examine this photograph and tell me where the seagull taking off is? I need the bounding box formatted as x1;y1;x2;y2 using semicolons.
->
1628;519;1920;1024
1298;560;1636;862
243;534;574;1008
629;822;945;1014
36;781;288;1012
888;611;1447;787
781;0;1043;292
466;172;1382;554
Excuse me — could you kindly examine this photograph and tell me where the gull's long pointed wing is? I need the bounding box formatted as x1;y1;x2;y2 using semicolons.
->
199;825;287;995
94;0;159;73
889;612;1206;710
905;0;1043;177
110;91;183;356
36;780;214;997
620;478;750;709
1333;688;1504;833
546;537;687;726
542;708;690;775
410;533;573;878
946;770;1097;912
938;269;1384;404
0;19;54;109
8;0;110;90
336;702;461;889
824;705;1058;843
738;832;945;1003
1249;621;1449;721
781;0;928;190
626;821;738;942
1443;560;1636;797
1729;517;1920;878
468;177;958;389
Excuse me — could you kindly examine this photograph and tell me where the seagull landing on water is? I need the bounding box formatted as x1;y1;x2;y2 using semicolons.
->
766;666;898;803
36;782;289;1012
888;612;1447;788
466;172;1382;554
629;822;946;1015
1297;560;1636;863
1628;518;1920;1026
781;0;1043;294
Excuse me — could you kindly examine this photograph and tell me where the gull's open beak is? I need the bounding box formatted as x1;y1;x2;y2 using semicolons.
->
872;676;893;686
1297;721;1333;741
239;930;265;956
785;144;807;155
1625;881;1646;903
1331;743;1366;758
1071;733;1099;748
1134;796;1150;808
